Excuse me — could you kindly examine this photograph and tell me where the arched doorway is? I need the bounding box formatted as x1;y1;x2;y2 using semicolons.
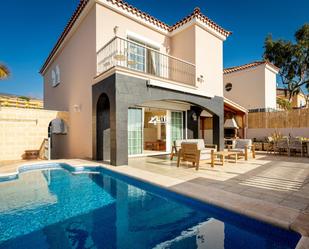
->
48;118;68;159
96;93;110;161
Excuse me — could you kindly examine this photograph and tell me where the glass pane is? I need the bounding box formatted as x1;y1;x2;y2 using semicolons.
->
128;108;143;155
128;40;145;72
171;112;183;146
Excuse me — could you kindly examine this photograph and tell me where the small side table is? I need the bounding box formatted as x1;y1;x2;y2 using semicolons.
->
211;150;238;167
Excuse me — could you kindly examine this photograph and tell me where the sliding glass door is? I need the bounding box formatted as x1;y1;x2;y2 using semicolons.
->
171;111;183;144
128;108;143;155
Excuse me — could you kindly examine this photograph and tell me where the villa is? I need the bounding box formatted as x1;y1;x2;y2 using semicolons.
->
1;1;309;248
40;0;231;165
223;61;280;112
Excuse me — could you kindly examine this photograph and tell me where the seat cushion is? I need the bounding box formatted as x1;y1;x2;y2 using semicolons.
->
199;148;212;160
235;139;252;149
200;148;212;154
229;148;245;154
175;139;205;150
200;153;211;160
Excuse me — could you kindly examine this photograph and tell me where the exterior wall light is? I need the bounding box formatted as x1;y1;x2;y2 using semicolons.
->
191;112;198;121
113;26;119;36
197;75;204;83
73;104;81;112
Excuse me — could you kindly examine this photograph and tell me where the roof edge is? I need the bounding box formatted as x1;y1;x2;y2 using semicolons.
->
40;1;230;74
223;61;280;75
224;97;248;113
40;0;90;74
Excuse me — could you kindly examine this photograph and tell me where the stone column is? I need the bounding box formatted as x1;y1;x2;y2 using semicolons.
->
110;102;128;166
213;114;224;151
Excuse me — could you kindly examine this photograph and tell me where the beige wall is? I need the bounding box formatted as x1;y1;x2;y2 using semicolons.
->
96;4;169;53
170;25;224;97
195;25;223;97
170;26;195;64
224;65;277;110
44;6;96;159
0;107;68;161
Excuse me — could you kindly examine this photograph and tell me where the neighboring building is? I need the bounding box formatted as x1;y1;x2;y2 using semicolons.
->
0;93;43;109
223;61;279;112
277;88;308;109
41;0;231;165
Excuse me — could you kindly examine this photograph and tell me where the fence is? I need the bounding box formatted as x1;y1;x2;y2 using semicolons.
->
247;108;309;139
248;108;309;129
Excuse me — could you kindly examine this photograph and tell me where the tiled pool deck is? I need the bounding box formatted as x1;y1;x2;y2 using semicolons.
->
1;153;309;248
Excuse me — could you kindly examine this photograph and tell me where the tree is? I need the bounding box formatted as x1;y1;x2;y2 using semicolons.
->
263;24;309;101
0;63;10;79
276;97;291;110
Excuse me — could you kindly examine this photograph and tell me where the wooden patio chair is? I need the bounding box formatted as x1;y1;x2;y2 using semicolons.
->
227;139;255;160
177;143;201;170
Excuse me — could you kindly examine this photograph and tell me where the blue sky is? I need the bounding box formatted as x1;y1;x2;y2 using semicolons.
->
0;0;308;98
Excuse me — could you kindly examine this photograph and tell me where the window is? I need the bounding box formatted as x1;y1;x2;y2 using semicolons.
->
55;65;60;84
127;37;160;76
225;82;232;92
127;39;146;72
51;70;57;87
51;65;60;87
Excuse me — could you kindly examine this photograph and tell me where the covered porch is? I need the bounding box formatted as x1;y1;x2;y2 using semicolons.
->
92;73;224;166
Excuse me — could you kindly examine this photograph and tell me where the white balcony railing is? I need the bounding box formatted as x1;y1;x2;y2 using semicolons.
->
97;37;196;86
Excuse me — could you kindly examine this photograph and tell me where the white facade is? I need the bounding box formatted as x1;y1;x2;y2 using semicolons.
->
223;63;279;110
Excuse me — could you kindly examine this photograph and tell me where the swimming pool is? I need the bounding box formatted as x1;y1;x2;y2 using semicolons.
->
0;163;300;249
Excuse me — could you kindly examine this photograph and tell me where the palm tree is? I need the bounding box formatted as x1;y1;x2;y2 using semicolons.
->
0;63;10;79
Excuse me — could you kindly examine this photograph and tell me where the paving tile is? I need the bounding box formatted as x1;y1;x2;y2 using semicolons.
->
291;213;309;236
280;200;309;211
295;236;309;249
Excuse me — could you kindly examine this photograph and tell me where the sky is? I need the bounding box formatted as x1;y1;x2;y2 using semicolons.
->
0;0;308;99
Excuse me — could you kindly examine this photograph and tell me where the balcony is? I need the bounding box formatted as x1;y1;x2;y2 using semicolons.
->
97;37;196;86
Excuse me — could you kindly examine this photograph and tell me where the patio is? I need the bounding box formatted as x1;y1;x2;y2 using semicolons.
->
127;153;309;236
129;154;309;211
0;153;309;243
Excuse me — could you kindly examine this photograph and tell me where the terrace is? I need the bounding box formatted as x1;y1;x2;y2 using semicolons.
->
96;37;196;86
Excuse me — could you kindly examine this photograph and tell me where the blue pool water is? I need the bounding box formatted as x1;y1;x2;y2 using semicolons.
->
0;164;300;249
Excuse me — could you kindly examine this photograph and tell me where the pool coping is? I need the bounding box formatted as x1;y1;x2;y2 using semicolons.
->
0;161;308;249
